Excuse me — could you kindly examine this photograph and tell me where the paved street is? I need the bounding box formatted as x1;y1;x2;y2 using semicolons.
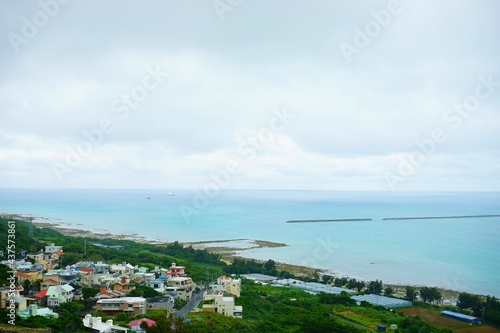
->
174;290;204;319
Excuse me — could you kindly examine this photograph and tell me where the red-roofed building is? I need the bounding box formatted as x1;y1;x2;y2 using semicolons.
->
166;262;186;278
34;289;48;306
94;287;126;300
40;278;60;291
79;267;93;273
128;318;156;329
112;277;135;294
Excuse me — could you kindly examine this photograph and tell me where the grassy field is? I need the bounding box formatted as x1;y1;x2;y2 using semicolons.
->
399;307;500;333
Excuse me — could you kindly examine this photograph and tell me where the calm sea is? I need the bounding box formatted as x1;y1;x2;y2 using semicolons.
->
1;189;499;297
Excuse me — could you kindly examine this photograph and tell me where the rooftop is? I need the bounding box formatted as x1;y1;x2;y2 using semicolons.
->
351;294;412;309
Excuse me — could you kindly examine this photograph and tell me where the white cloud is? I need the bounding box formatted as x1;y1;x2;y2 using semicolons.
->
0;1;499;190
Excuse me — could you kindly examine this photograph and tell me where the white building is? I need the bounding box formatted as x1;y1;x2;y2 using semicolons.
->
202;294;242;318
46;284;74;307
44;243;63;254
211;276;241;297
83;314;129;332
166;277;195;301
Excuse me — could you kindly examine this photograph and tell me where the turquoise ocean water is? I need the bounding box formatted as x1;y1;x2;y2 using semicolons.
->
1;189;499;297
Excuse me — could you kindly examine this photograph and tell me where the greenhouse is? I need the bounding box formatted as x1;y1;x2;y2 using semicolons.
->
351;294;412;309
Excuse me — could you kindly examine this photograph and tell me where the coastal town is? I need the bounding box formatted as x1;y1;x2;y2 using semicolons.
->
1;240;245;332
1;217;499;333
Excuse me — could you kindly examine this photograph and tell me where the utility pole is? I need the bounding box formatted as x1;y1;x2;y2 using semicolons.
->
84;239;87;256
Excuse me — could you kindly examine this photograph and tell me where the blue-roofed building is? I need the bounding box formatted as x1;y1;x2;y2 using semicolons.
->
441;310;481;324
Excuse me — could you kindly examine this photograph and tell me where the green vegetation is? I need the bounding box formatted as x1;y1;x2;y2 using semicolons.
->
366;279;383;295
455;292;500;327
2;217;500;332
404;285;418;301
333;303;452;333
419;286;443;305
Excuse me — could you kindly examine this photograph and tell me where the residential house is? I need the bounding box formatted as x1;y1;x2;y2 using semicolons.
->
0;285;23;309
211;276;241;297
83;314;129;333
33;289;48;307
145;295;175;310
112;277;135;294
202;294;242;318
46;284;74;307
26;252;44;263
16;271;42;285
165;277;195;301
142;273;156;285
96;297;146;316
137;267;149;274
145;276;167;294
95;287;126;300
11;296;29;311
128;318;156;333
44;243;63;254
69;282;83;300
110;262;135;276
166;262;186;278
78;267;95;286
16;261;34;271
40;274;62;290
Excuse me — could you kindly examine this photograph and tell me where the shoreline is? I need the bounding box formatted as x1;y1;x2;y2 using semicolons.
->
0;213;473;302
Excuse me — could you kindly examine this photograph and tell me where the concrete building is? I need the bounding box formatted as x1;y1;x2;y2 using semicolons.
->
202;294;242;318
46;284;74;307
166;262;186;278
83;314;129;332
44;243;63;254
211;276;241;297
166;277;195;301
96;297;146;316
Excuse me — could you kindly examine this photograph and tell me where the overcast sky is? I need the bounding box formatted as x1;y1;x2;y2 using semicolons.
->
1;0;499;191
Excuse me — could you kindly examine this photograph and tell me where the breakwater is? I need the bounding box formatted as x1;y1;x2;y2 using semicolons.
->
286;218;372;223
286;214;500;223
382;214;500;221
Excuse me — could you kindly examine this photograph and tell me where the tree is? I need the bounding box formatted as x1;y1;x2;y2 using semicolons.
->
321;274;333;285
405;286;418;301
355;281;365;292
384;286;394;297
263;259;276;274
366;280;383;295
146;314;175;333
457;292;482;314
420;287;442;305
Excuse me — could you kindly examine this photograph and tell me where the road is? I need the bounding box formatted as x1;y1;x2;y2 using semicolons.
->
174;290;204;319
330;313;376;332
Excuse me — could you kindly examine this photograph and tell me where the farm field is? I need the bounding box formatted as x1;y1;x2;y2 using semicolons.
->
399;307;500;333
